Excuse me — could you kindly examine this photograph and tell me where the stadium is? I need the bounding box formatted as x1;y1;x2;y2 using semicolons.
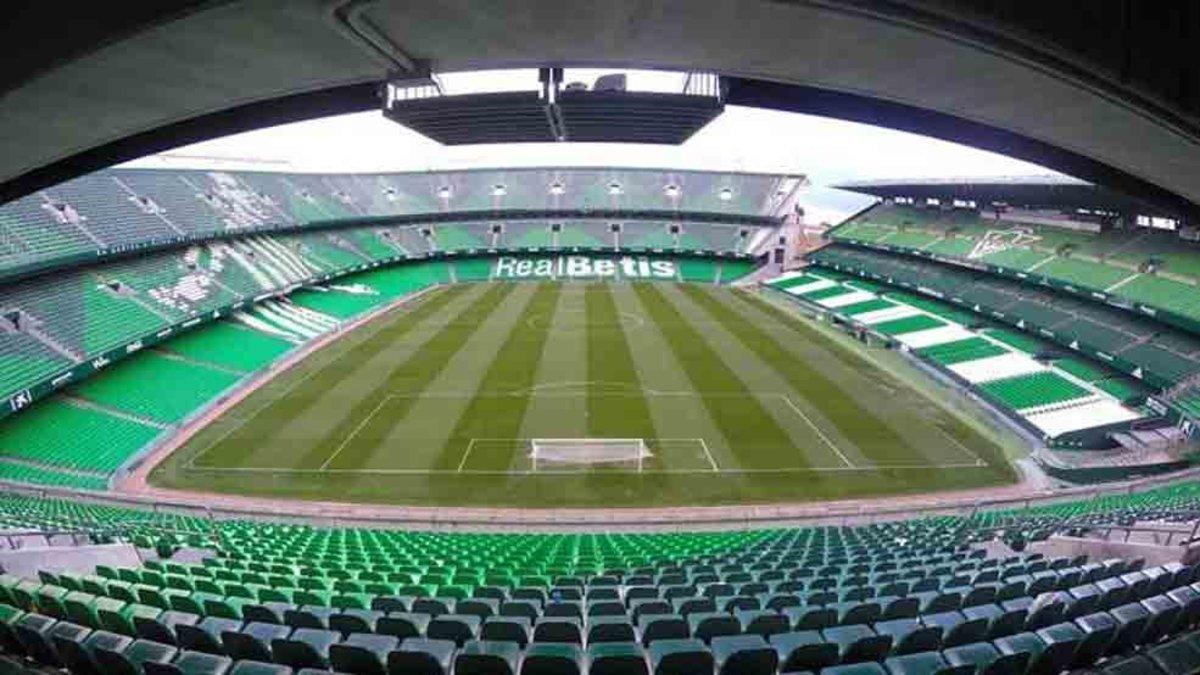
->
2;3;1200;675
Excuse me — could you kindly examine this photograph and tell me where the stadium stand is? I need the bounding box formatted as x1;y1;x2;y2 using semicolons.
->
0;168;786;278
0;484;1199;674
829;203;1200;334
765;268;1148;445
806;244;1200;390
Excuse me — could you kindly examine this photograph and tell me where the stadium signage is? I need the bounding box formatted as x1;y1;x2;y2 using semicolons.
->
8;390;31;412
494;256;676;280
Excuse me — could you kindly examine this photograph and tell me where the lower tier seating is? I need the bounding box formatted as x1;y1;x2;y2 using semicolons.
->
1;484;1200;674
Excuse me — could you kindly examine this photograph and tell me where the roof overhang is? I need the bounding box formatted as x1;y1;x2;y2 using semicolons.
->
2;1;1199;220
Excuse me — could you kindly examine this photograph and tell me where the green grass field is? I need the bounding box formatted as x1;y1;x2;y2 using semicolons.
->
150;281;1020;506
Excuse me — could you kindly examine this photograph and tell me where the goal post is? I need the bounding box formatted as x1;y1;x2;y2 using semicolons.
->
529;438;652;472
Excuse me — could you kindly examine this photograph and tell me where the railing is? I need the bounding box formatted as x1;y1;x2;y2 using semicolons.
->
3;460;1200;533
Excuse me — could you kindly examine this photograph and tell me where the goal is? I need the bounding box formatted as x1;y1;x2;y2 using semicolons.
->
529;438;653;472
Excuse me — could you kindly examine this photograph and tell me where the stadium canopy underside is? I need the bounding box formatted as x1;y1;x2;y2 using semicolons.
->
2;1;1200;219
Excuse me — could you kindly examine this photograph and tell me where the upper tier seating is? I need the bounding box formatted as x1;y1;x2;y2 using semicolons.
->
831;204;1200;331
0;168;780;274
808;244;1200;389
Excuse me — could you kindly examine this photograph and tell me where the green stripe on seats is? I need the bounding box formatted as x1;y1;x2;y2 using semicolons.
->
978;372;1089;409
917;338;1007;365
872;314;945;336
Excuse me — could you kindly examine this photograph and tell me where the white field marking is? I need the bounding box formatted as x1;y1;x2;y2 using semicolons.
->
186;360;333;469
318;395;392;470
525;309;647;332
697;437;719;472
457;438;479;473
185;461;987;476
932;426;988;467
779;395;854;468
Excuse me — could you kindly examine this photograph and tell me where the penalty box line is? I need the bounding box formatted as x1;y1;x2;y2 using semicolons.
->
185;461;988;476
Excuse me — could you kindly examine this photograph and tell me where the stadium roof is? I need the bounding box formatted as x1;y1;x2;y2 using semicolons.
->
1;2;1199;219
836;175;1176;217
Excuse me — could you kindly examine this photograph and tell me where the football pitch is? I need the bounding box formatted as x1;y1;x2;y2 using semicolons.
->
149;281;1020;507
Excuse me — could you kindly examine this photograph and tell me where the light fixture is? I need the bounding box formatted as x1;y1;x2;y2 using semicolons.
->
492;184;507;197
382;187;398;202
608;182;623;196
437;185;452;199
664;184;680;198
549;182;565;196
719;188;734;201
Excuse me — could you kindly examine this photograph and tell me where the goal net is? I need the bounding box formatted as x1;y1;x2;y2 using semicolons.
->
529;438;653;472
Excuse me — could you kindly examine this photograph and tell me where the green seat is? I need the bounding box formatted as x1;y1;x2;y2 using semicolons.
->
824;662;888;675
95;638;178;675
285;605;336;629
943;642;1028;675
135;610;200;646
386;637;455;675
688;612;740;644
480;616;530;646
54;629;132;675
711;634;778;675
13;612;61;666
0;604;23;655
376;612;429;639
35;584;70;618
736;610;789;637
874;618;941;656
519;642;583;675
455;640;520;675
586;641;649;675
271;627;339;670
426;613;479;646
1146;637;1200;675
100;601;162;637
144;650;233;675
649;637;712;675
586;617;636;645
228;660;291;675
823;624;892;664
176;617;242;655
243;602;289;625
330;609;383;634
223;622;290;662
203;597;248;620
884;650;960;675
770;630;838;672
994;631;1073;675
329;632;399;675
532;618;582;645
168;594;208;616
638;615;687;646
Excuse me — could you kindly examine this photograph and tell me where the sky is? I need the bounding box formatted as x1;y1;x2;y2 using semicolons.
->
125;68;1065;224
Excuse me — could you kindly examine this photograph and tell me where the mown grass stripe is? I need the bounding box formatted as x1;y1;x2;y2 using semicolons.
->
586;283;655;440
431;283;561;470
632;283;801;464
194;285;467;467
311;283;516;470
688;284;914;463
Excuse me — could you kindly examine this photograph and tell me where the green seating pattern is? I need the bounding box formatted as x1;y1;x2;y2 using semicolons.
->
978;373;1089;410
68;353;239;424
